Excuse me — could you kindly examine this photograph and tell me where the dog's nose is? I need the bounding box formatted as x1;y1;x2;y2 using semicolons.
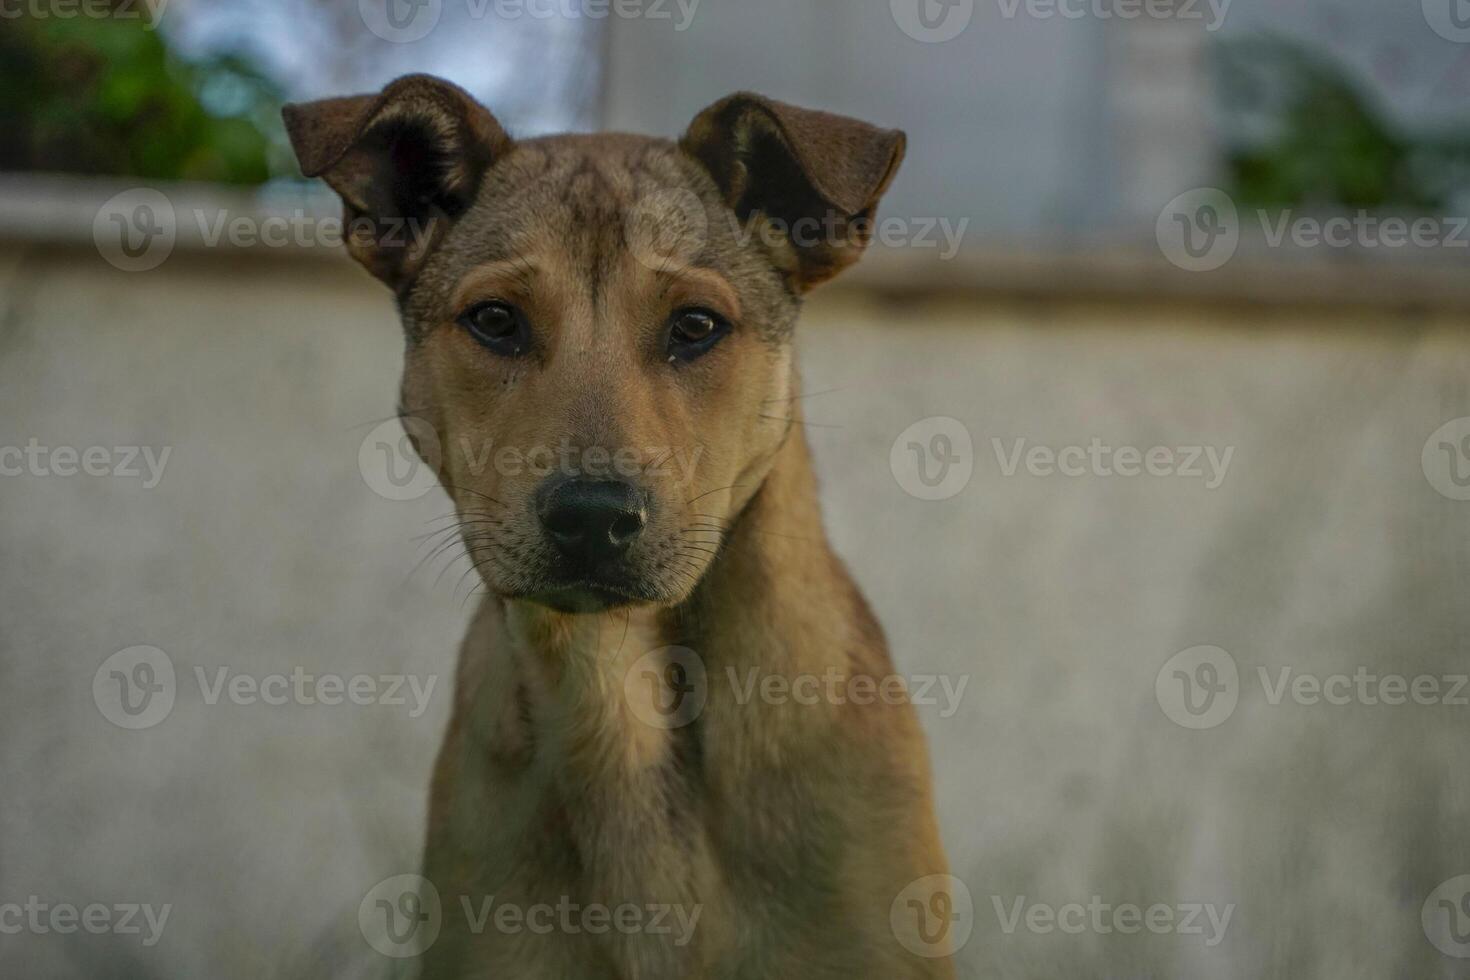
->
536;479;648;565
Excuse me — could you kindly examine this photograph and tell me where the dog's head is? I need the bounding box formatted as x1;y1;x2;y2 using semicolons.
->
284;74;903;612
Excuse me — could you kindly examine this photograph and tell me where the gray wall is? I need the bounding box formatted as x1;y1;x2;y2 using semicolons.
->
603;0;1470;237
4;236;1470;977
605;0;1119;236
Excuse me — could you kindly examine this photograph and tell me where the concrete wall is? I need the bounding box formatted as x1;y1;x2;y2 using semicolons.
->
602;0;1470;240
3;234;1470;978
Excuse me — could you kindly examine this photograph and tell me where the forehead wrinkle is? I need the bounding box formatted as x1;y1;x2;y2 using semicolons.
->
545;152;638;310
537;247;609;358
592;153;637;206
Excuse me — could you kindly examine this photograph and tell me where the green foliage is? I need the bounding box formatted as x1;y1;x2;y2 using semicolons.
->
1214;36;1470;211
0;11;285;184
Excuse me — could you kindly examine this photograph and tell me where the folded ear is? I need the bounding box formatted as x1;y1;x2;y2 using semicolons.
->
281;74;512;291
679;93;905;290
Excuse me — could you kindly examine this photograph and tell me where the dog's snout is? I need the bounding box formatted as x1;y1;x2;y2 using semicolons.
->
537;479;648;565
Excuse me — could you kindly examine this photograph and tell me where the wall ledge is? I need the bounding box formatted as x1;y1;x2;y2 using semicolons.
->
3;173;1468;313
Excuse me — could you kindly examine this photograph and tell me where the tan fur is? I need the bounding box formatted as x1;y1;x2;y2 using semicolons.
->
283;76;952;979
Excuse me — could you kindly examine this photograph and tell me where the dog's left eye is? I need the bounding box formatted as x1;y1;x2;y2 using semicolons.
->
458;300;531;357
667;308;730;361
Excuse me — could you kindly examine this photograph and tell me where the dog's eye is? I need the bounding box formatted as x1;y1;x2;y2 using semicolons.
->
667;308;730;361
458;301;530;357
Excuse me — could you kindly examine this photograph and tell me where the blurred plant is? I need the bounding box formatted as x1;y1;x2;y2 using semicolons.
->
1213;36;1470;211
0;3;287;184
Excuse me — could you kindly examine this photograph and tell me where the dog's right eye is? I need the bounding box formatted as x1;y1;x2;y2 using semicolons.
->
666;308;730;362
458;301;531;357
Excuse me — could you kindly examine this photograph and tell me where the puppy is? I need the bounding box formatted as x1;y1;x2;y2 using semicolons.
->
284;74;955;979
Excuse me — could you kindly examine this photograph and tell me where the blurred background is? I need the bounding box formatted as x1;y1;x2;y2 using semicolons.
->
3;0;1470;977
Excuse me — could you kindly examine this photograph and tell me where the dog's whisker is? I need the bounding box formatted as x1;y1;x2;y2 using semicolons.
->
672;570;701;593
761;386;846;404
456;552;505;606
433;536;490;591
758;414;844;429
409;531;492;566
343;406;434;432
758;529;820;543
642;447;676;476
690;511;813;541
672;549;717;570
422;515;504;531
399;554;445;591
615;608;632;657
411;520;503;544
413;522;482;559
452;553;490;601
409;528;462;551
419;515;467;532
441;483;507;507
665;559;703;584
690;519;818;544
422;547;472;590
687;484;745;506
423;508;504;525
420;525;488;564
409;533;485;558
402;531;475;588
688;524;737;536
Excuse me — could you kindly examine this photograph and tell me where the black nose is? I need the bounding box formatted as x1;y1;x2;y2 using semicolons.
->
536;479;648;566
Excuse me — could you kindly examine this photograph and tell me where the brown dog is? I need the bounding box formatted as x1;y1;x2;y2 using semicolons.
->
283;74;954;979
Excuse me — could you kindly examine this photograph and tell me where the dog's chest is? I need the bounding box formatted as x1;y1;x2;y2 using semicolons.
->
427;610;735;976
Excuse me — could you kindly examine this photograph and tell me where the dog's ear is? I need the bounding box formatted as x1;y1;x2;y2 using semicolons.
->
680;93;905;290
282;74;512;290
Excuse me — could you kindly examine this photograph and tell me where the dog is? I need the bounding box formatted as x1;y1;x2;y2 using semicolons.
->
283;74;954;979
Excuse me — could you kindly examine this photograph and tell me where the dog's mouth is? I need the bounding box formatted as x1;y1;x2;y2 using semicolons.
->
517;575;661;614
468;532;687;613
